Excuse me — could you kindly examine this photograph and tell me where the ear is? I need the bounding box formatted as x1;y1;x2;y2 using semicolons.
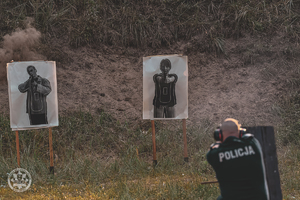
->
214;129;223;141
239;128;246;138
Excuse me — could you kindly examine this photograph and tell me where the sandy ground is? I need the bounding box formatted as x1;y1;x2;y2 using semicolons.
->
0;33;299;128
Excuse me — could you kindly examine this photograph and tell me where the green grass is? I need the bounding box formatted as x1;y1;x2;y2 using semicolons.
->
275;91;300;145
0;175;220;200
0;109;300;199
0;112;221;199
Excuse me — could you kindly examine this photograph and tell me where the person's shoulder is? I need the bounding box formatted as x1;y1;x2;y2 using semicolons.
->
153;73;163;80
168;74;178;78
240;133;260;146
241;133;254;140
38;75;47;79
241;133;263;148
206;142;221;161
39;76;51;83
209;142;221;150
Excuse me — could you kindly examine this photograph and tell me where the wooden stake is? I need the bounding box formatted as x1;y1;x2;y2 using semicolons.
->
49;128;54;174
151;120;157;166
136;148;139;161
183;119;188;162
16;131;20;167
201;181;219;184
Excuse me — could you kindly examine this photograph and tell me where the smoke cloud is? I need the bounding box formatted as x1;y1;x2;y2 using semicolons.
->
0;18;46;81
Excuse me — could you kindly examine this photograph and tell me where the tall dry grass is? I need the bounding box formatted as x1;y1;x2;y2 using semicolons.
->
1;0;300;52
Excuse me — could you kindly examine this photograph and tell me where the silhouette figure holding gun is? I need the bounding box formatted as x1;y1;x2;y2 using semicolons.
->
153;58;178;118
18;65;51;125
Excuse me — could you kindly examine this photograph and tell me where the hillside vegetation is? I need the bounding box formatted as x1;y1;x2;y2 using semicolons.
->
0;0;300;199
1;0;300;49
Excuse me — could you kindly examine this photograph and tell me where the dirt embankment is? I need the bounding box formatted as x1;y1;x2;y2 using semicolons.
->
0;32;299;127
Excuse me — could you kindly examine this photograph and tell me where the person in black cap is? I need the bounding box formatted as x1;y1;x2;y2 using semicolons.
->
18;65;51;125
153;58;178;118
206;118;269;200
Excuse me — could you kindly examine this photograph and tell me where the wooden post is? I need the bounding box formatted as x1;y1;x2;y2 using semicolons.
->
49;128;54;174
16;131;20;167
136;148;139;161
246;126;282;200
151;120;157;166
182;119;188;162
201;180;218;184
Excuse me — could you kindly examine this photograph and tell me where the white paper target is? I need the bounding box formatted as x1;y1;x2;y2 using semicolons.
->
7;61;59;130
143;55;188;120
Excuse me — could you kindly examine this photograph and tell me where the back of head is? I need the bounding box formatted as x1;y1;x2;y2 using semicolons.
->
221;118;241;138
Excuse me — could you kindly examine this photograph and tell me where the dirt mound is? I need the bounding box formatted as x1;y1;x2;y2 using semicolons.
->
0;33;298;127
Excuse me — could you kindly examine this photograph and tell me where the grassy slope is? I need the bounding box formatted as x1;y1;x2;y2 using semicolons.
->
1;0;300;50
1;0;300;199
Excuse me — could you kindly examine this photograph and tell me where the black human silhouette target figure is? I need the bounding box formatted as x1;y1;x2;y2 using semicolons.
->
153;58;178;118
18;65;51;125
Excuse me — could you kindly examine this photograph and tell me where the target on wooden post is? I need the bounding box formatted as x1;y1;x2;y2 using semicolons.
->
143;55;188;163
7;61;59;173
